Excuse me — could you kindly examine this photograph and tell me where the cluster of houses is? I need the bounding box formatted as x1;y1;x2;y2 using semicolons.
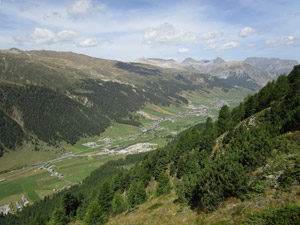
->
39;165;64;179
59;185;71;192
0;203;12;215
0;194;29;215
118;143;157;155
95;142;157;156
98;137;114;144
82;142;101;148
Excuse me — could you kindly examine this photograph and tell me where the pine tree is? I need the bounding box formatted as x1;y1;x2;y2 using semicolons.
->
84;201;107;225
155;171;172;197
98;181;113;214
111;190;127;216
126;181;147;208
62;191;81;217
126;181;137;208
200;117;216;150
189;126;201;150
47;208;68;225
217;105;231;135
169;162;176;177
136;181;147;205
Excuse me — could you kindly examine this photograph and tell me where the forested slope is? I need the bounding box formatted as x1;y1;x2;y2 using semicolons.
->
1;65;299;224
0;78;169;153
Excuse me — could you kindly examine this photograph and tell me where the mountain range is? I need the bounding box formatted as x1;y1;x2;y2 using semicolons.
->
134;57;299;90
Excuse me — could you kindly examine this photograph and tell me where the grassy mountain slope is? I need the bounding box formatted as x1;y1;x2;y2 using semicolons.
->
0;48;237;158
1;65;299;225
0;48;232;92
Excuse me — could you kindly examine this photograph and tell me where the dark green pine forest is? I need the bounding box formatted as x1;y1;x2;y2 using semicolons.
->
0;79;172;156
1;66;300;224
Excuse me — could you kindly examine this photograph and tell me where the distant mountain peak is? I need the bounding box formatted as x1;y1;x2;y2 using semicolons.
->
183;57;225;64
183;57;198;63
212;57;225;64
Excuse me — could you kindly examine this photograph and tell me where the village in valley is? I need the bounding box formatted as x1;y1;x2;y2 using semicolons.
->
75;99;235;157
0;194;29;215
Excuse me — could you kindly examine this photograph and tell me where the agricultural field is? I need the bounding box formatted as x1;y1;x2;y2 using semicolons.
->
0;154;122;208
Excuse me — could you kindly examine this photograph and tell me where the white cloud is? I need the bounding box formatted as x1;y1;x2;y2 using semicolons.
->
265;36;299;47
204;40;240;51
68;0;91;18
56;30;77;42
240;26;256;38
177;48;190;53
29;28;77;45
144;23;198;45
68;0;106;19
30;28;55;45
200;31;223;40
79;38;100;47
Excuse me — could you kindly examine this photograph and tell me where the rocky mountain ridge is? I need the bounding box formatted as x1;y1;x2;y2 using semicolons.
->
244;57;299;76
134;56;299;89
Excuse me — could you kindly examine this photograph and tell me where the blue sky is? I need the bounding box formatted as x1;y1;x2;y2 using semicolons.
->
0;0;299;62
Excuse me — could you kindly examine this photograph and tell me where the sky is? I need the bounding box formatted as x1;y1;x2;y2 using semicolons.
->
0;0;300;62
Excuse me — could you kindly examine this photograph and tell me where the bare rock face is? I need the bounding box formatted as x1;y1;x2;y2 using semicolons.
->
134;58;183;70
183;60;275;88
11;106;24;127
244;57;299;77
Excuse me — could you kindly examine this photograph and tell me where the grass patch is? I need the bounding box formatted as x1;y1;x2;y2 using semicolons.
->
35;189;55;200
40;177;62;187
147;203;163;211
0;146;59;172
101;123;141;139
0;172;47;202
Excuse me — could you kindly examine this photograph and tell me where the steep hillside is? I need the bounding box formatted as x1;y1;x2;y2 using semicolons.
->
244;57;299;76
2;65;299;225
0;82;110;146
0;48;231;93
0;48;237;157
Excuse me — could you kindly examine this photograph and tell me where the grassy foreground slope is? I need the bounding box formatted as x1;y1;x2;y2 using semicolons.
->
107;132;300;225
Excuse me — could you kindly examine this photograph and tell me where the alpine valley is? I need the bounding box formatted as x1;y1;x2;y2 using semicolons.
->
0;48;300;225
